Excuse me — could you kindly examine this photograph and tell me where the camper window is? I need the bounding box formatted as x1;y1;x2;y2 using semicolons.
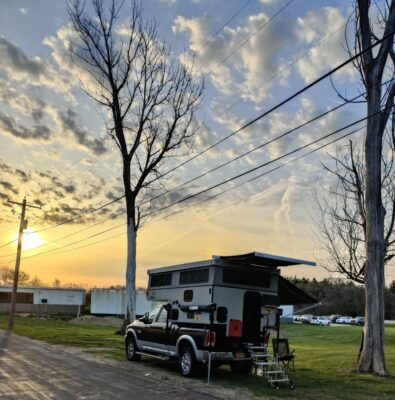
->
179;268;209;285
150;273;172;287
184;290;193;302
217;307;228;323
223;269;271;288
262;294;278;306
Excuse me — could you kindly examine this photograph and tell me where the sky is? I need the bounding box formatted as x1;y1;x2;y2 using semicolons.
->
0;0;393;288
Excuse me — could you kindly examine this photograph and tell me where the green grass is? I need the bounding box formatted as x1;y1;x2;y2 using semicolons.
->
0;314;126;361
1;315;394;399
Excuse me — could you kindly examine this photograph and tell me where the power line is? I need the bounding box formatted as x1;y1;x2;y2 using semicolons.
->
148;108;384;217
20;106;387;261
4;85;373;258
158;126;366;222
208;0;296;74
21;123;367;262
147;29;394;184
196;0;253;54
146;88;373;205
12;29;392;240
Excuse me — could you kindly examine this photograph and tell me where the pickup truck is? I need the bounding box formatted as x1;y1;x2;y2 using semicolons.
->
125;304;252;376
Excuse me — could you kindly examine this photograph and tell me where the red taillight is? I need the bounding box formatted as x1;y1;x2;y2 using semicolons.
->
204;331;216;347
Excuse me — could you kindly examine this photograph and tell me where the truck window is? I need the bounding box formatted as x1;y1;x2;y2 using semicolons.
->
157;307;168;323
147;306;161;323
179;268;209;284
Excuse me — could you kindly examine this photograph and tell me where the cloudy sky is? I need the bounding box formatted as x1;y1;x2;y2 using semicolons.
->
0;0;392;288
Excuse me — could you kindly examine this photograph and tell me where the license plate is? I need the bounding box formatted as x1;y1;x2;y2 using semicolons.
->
235;352;245;359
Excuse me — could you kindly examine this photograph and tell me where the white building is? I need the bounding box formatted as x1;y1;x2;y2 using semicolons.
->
0;286;85;315
279;305;294;323
91;289;159;317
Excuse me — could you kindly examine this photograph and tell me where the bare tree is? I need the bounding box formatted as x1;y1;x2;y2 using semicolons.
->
0;267;30;286
316;130;395;285
68;0;203;324
316;0;395;375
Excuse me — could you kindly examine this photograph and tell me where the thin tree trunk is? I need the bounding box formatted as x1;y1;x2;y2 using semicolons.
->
125;221;137;325
123;157;137;328
358;78;387;375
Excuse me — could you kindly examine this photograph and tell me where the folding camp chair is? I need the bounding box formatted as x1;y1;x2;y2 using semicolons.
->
272;338;295;371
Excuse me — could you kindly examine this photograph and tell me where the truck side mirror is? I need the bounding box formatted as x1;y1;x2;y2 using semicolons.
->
138;312;148;323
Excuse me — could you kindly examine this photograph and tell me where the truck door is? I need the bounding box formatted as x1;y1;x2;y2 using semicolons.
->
148;306;169;351
243;291;261;342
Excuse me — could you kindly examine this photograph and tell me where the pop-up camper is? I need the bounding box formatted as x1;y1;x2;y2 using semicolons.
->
125;252;316;377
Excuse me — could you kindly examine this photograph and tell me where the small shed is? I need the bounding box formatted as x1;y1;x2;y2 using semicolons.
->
0;286;84;315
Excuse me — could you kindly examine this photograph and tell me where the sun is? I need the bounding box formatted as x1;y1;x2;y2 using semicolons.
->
13;229;44;251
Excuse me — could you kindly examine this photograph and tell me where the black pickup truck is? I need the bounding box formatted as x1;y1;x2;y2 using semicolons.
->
125;304;252;376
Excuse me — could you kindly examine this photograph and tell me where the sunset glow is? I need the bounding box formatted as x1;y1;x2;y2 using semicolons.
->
0;0;394;289
13;230;45;251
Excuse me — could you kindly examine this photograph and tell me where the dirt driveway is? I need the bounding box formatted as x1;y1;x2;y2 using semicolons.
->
0;330;222;400
0;329;242;400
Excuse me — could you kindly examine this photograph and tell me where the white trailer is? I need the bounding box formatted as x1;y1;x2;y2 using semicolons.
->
91;289;159;317
0;286;84;315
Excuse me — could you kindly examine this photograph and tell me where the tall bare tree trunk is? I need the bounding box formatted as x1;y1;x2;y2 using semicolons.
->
353;0;395;375
125;222;137;324
359;82;387;374
124;159;137;325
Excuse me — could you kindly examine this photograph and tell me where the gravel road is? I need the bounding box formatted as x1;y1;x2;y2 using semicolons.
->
0;329;219;400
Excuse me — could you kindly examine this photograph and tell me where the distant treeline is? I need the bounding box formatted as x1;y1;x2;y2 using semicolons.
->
290;277;395;320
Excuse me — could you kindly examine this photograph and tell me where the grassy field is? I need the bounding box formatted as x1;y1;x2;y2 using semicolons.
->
0;315;394;399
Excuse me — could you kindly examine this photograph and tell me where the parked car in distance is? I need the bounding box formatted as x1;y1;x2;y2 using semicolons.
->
329;314;341;323
293;315;300;322
300;314;313;324
351;316;365;326
336;316;353;324
310;316;331;326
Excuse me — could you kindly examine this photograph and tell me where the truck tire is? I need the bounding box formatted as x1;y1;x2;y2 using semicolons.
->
179;345;197;377
125;335;141;362
230;360;251;374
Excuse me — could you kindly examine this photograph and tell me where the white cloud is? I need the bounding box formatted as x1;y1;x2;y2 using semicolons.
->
19;8;27;15
0;36;72;94
173;11;292;103
0;87;108;155
295;7;356;82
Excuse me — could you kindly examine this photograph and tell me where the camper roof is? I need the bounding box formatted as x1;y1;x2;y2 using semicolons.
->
214;252;316;267
148;251;315;275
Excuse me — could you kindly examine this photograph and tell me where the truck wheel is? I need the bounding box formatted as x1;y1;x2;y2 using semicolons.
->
230;361;251;374
125;335;141;361
179;346;197;377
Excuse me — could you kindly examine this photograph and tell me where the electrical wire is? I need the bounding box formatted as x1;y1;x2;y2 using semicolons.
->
208;0;296;74
21;124;365;261
5;28;392;242
19;106;387;261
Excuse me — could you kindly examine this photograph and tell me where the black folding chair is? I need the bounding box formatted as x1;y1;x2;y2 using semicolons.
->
272;338;295;371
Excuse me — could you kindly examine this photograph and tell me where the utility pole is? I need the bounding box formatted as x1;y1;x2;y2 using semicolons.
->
7;197;42;330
